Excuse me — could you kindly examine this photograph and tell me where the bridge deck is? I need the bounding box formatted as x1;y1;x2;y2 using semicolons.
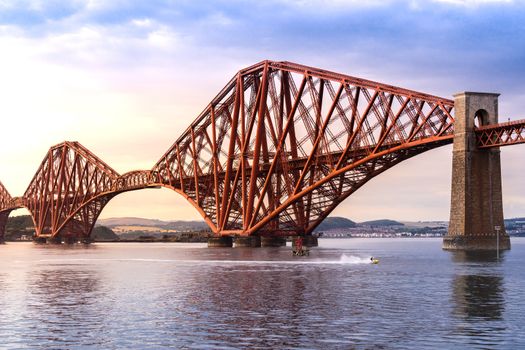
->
0;61;522;240
476;119;525;148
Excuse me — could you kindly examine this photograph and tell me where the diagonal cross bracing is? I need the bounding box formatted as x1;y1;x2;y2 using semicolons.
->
151;60;456;236
476;119;525;148
23;141;121;238
5;61;520;240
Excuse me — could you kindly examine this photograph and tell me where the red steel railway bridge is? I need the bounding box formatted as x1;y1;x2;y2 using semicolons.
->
0;61;524;249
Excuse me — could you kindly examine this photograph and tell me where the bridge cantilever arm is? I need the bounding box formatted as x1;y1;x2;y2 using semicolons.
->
476;118;525;148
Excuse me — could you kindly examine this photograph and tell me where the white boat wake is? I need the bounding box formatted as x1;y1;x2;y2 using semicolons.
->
338;254;372;264
31;254;375;266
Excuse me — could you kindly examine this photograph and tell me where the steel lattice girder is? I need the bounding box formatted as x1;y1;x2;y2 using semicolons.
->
6;60;522;239
1;142;161;240
0;181;12;211
476;119;525;148
23;141;121;239
0;182;13;240
0;182;25;240
20;143;160;239
0;210;10;240
151;60;456;236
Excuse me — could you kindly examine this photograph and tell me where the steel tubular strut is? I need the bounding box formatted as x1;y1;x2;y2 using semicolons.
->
11;60;519;239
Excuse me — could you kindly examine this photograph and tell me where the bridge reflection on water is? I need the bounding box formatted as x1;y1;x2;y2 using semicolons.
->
451;251;505;319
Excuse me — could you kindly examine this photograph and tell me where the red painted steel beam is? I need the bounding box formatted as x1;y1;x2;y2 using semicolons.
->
150;60;456;237
1;60;460;239
0;182;25;240
21;141;155;240
0;210;10;241
0;181;12;212
476;119;525;148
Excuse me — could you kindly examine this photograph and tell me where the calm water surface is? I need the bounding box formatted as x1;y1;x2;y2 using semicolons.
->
0;238;524;349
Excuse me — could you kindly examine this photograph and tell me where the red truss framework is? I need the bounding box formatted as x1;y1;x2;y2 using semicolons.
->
476;119;525;148
0;181;14;240
0;181;12;212
1;142;158;241
151;61;456;236
23;141;122;240
10;61;522;240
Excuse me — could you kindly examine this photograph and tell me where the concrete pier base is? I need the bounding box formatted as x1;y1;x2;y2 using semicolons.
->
32;236;93;245
443;235;510;251
207;236;233;248
63;236;78;244
445;92;510;251
261;236;286;247
234;236;261;248
33;236;47;244
303;236;318;247
292;236;318;247
48;236;62;244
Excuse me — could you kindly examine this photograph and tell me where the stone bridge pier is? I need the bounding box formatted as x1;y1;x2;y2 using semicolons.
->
443;92;510;250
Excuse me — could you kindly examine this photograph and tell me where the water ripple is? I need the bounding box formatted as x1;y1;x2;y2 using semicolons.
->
0;239;523;349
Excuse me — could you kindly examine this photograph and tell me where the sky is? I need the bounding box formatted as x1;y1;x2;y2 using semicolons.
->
0;0;524;222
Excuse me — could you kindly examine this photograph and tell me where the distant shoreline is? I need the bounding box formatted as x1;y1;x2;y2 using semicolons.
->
4;236;525;244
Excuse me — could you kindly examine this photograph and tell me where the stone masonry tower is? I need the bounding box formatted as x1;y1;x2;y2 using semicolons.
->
443;92;510;250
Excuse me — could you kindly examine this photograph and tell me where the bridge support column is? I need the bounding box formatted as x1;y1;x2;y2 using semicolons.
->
444;92;510;251
208;236;233;248
260;236;286;247
292;236;318;247
0;211;9;243
234;236;261;248
33;236;47;244
48;236;63;244
304;236;318;247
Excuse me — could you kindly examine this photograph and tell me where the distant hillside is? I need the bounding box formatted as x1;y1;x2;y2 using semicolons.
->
5;215;34;240
92;226;119;241
3;215;119;241
315;217;356;232
97;217;168;227
161;221;209;231
96;217;209;234
505;218;525;236
505;217;525;225
359;219;404;227
67;215;525;238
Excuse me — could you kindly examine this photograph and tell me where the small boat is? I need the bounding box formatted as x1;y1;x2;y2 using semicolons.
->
370;257;379;264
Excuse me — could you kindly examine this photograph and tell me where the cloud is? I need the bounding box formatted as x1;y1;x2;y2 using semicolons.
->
270;0;516;11
0;0;85;27
0;0;524;221
434;0;514;6
276;0;392;9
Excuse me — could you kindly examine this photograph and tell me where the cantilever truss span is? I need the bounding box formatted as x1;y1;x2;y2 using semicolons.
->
22;141;121;239
0;142;160;240
0;181;14;240
10;60;523;240
151;61;456;236
19;143;160;240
